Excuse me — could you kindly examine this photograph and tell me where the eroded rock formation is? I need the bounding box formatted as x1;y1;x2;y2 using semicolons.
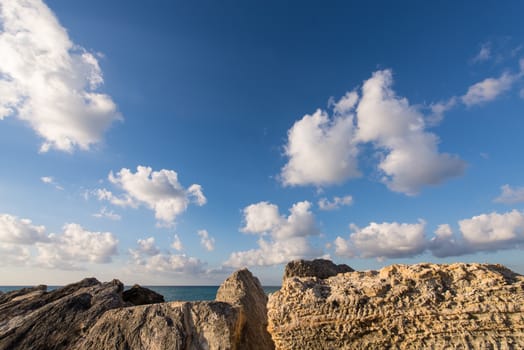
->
78;268;274;350
0;278;126;350
268;261;524;349
216;268;275;350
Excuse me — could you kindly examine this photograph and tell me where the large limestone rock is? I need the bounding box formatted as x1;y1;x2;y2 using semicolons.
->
216;268;275;350
123;284;165;305
76;301;242;350
0;278;126;350
268;260;524;349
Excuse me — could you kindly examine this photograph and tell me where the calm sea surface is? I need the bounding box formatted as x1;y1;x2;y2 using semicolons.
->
0;286;281;302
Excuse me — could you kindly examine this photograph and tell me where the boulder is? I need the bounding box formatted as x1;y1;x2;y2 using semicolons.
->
283;258;353;280
0;278;126;350
76;301;242;350
216;268;275;350
123;284;164;305
268;261;524;349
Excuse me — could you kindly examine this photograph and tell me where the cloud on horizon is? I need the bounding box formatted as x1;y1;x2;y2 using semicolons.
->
0;214;118;270
225;201;323;267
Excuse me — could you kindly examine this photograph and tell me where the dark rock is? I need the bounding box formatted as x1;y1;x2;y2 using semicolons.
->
123;284;164;305
216;268;275;350
0;278;126;350
283;259;354;280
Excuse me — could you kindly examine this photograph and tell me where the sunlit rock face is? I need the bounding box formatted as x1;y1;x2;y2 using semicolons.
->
268;260;524;349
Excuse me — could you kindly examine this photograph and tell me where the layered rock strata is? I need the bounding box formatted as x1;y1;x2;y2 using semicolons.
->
268;261;524;349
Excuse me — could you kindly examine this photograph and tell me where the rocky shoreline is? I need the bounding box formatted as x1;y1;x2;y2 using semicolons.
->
1;259;523;349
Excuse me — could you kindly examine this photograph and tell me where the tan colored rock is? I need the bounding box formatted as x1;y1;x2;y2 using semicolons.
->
76;301;242;350
216;268;275;350
268;261;524;349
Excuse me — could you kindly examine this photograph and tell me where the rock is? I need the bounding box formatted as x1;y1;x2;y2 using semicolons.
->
0;278;126;350
283;258;354;280
216;268;275;350
123;284;165;305
77;301;242;350
268;261;524;349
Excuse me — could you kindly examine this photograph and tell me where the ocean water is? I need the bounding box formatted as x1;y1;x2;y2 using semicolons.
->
0;285;281;302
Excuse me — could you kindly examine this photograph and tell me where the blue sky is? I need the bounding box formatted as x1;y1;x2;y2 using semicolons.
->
1;0;524;285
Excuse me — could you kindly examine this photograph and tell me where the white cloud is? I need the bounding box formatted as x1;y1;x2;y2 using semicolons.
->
0;243;31;266
225;201;322;267
40;176;64;190
334;220;427;260
135;237;160;256
171;234;183;251
462;73;516;106
92;207;121;220
241;201;281;234
280;106;360;187
430;210;524;257
495;184;524;204
459;210;524;250
318;195;353;211
130;237;206;274
35;223;118;269
198;229;215;251
0;213;48;244
520;88;524;99
280;69;465;195
356;70;465;195
0;0;121;152
98;166;206;226
226;236;322;268
472;42;492;63
428;97;457;126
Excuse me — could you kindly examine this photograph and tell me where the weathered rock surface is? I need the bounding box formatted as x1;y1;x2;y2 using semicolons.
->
0;278;126;350
123;284;165;305
76;301;242;350
268;261;524;349
78;268;274;350
283;258;354;280
216;268;275;350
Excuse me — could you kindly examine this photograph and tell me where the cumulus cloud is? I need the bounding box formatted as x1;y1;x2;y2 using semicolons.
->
280;69;465;195
130;237;206;275
225;201;322;267
0;213;48;244
335;220;427;260
40;176;63;190
318;195;353;211
356;70;466;195
280;98;360;186
97;166;206;226
92;207;121;220
35;223;118;269
198;230;215;251
0;0;121;152
494;184;524;204
430;210;524;257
